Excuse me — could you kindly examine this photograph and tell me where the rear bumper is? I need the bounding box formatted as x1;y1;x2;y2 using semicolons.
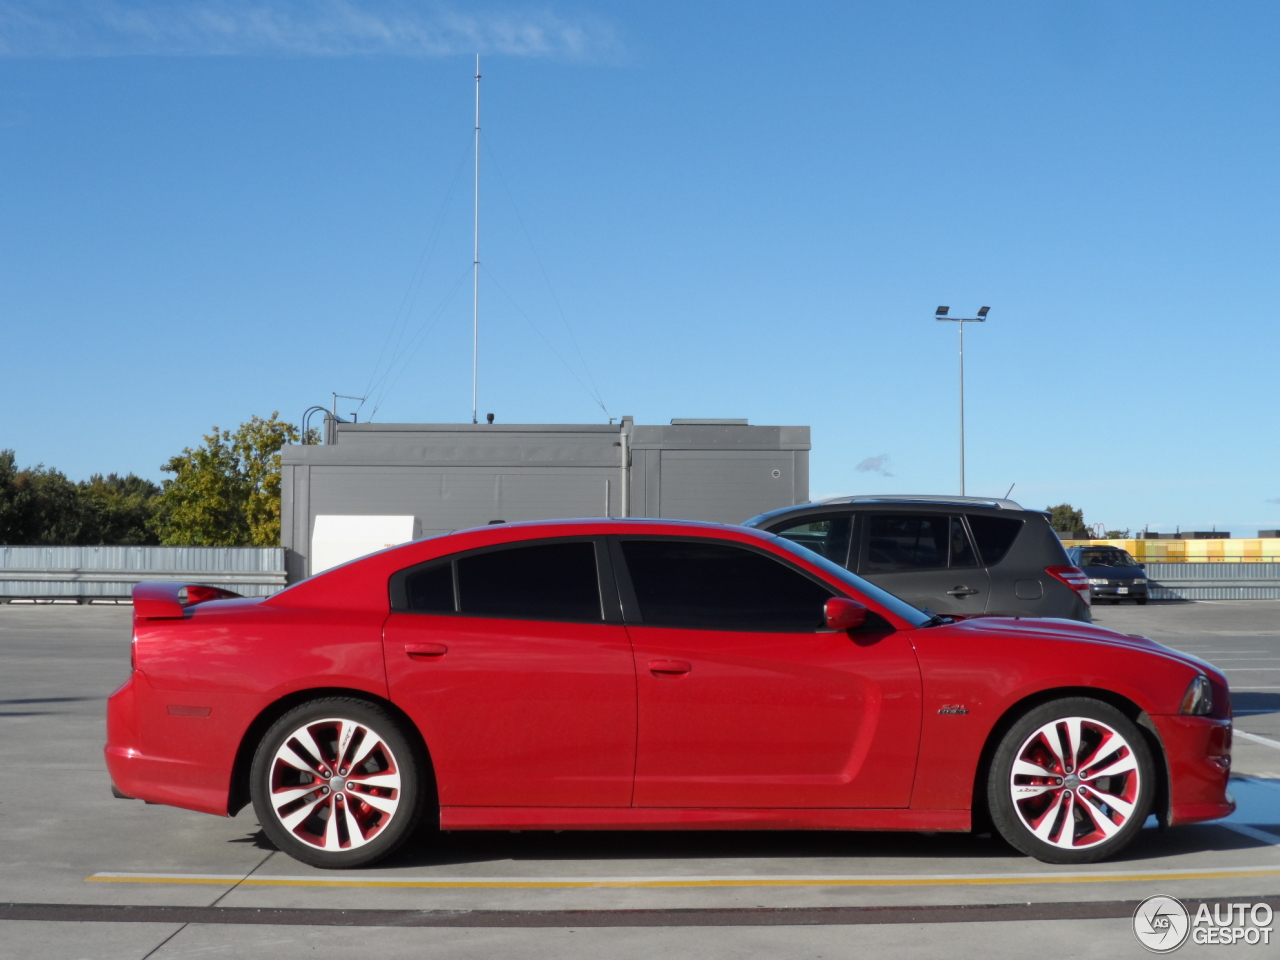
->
105;674;229;817
1151;714;1234;825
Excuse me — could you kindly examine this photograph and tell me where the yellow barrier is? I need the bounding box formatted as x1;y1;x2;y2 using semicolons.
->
1060;538;1280;562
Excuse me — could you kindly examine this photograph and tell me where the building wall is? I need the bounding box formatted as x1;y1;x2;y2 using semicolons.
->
280;420;810;580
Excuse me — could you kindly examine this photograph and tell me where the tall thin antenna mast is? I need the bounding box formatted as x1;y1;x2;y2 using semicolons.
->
471;55;481;425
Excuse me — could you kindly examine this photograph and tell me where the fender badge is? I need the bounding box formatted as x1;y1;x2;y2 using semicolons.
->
938;704;969;715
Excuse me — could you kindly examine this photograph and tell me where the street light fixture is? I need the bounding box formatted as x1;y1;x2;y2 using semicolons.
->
935;306;990;495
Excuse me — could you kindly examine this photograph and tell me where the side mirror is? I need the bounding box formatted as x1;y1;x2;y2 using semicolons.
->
825;597;867;631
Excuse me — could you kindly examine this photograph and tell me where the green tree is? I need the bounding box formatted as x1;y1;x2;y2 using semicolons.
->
1046;503;1087;533
150;413;302;546
0;450;159;545
236;413;302;546
1103;528;1131;539
79;474;162;545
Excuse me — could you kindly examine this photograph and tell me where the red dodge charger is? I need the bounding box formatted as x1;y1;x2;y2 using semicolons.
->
106;519;1233;868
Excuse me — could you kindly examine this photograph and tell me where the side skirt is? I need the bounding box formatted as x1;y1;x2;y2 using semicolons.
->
440;807;971;832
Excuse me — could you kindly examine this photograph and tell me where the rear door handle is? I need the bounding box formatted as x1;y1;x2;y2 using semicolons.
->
946;586;980;597
405;643;448;660
648;659;691;676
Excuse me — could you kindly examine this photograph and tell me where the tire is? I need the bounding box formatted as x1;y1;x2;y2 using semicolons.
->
251;697;425;869
987;697;1154;864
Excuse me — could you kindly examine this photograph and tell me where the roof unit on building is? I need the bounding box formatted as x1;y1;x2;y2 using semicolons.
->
280;417;810;579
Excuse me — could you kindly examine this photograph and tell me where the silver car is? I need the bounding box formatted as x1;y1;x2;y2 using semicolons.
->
744;495;1091;621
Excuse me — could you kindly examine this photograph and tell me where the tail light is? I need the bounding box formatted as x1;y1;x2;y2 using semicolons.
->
1046;565;1091;604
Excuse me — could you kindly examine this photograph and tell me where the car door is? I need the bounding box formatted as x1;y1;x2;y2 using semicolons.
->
616;536;922;809
383;537;637;808
854;512;991;616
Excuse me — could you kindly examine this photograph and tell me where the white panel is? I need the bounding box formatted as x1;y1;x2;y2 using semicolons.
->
311;515;418;575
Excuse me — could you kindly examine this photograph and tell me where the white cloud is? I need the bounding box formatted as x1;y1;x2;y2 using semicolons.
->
855;453;892;477
0;1;619;59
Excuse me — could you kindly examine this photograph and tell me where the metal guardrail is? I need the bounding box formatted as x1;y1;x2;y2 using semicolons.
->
0;546;287;601
1144;562;1280;601
2;551;1275;603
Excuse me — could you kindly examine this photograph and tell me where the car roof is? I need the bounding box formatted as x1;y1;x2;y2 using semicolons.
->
744;495;1044;528
445;516;770;537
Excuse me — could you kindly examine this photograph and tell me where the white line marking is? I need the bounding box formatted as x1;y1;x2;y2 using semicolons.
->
1236;730;1280;750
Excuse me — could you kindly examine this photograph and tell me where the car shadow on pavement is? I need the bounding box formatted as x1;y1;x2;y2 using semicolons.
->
374;827;1018;869
229;818;1279;870
228;829;278;852
1235;692;1280;714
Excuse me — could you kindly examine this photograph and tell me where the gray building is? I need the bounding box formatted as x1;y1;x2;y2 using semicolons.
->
280;417;810;580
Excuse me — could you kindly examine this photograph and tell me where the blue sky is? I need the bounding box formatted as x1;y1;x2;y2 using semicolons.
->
1;1;1278;535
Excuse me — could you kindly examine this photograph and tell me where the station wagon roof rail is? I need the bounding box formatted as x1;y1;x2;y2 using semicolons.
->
817;494;1027;511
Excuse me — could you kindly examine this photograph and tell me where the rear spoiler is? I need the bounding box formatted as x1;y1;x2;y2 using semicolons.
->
132;582;243;620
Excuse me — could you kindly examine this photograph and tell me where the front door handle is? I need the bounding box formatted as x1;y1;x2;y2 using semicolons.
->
946;586;980;597
648;659;691;676
405;643;448;660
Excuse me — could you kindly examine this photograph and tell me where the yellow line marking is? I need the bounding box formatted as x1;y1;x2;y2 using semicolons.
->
87;866;1280;890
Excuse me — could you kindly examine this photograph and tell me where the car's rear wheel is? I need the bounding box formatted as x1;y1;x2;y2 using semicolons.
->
251;697;424;868
987;698;1154;864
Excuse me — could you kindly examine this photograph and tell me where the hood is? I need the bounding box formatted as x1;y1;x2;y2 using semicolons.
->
949;615;1227;686
1080;564;1146;579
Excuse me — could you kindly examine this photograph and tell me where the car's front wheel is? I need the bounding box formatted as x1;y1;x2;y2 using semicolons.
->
987;698;1154;864
251;697;424;868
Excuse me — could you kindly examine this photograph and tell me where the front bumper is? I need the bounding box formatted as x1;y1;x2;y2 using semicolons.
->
1089;582;1148;600
1150;714;1234;825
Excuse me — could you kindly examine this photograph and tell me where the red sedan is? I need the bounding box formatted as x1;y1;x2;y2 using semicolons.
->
106;519;1233;868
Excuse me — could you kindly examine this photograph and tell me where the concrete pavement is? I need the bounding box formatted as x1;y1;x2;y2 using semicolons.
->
2;600;1278;959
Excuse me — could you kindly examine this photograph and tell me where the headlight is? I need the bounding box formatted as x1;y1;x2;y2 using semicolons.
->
1180;675;1213;716
1088;578;1108;585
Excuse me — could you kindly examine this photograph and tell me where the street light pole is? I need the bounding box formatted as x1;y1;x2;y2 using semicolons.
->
934;306;989;495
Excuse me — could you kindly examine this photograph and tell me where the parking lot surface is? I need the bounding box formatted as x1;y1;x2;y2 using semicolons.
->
2;600;1278;958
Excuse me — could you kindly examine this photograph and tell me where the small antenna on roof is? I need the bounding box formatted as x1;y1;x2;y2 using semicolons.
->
1005;482;1015;498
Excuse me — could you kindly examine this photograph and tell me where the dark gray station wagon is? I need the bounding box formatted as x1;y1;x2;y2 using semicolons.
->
744;495;1091;621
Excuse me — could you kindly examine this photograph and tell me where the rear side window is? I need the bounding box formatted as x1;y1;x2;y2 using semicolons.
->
392;540;603;621
619;539;831;632
404;562;454;612
967;515;1024;566
770;515;853;566
863;514;950;573
458;542;602;622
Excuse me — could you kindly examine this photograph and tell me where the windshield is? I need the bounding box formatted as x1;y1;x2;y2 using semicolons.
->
1079;549;1140;568
770;535;934;628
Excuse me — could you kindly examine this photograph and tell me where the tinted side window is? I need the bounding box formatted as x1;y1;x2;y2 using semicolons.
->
967;515;1024;567
405;562;455;612
619;539;831;632
457;541;602;622
770;515;853;567
949;517;979;568
864;514;949;573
